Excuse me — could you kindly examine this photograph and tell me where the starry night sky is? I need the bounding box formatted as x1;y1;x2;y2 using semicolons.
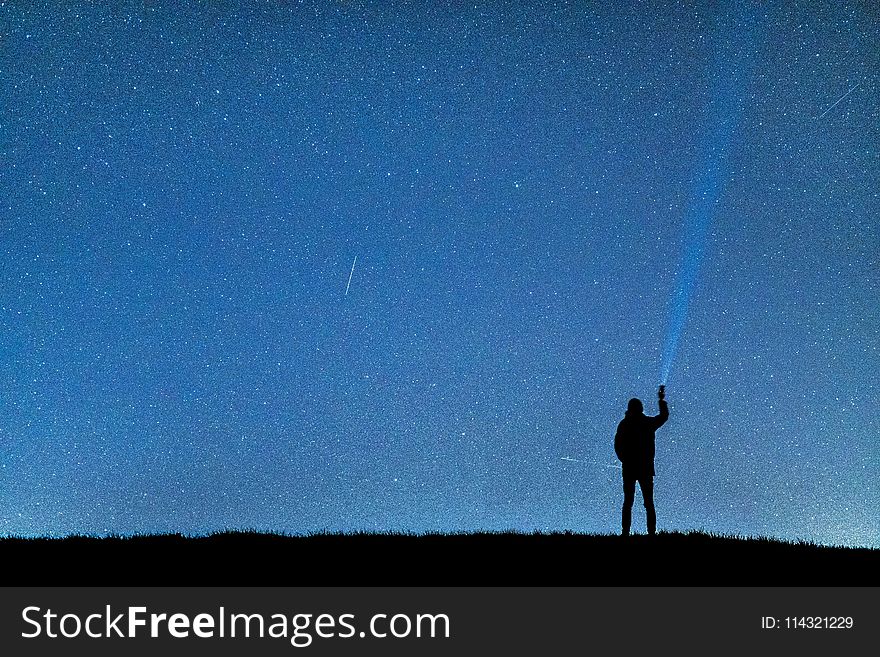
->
2;1;878;546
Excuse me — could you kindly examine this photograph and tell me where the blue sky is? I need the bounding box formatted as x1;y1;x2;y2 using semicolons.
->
1;1;878;546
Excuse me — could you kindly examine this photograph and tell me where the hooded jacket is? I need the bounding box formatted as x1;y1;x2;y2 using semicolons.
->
614;399;669;478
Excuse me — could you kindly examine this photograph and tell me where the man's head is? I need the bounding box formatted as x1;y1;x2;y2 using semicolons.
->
627;398;644;414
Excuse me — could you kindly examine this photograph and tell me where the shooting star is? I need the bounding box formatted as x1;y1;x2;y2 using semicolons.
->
344;255;357;296
817;82;859;120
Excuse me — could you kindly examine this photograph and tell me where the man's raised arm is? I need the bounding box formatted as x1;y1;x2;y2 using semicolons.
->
654;385;669;429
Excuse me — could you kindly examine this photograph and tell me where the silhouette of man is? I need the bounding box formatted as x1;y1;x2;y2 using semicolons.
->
614;386;669;536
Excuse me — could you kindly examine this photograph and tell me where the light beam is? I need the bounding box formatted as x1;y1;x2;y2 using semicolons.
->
659;2;761;385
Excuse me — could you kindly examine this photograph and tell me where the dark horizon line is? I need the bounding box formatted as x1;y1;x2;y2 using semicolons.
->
2;528;877;551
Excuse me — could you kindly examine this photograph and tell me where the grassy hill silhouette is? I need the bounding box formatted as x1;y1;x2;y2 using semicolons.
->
2;530;877;585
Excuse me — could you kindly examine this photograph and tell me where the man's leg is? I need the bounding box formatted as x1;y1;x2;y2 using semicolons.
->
640;477;656;535
622;477;636;536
